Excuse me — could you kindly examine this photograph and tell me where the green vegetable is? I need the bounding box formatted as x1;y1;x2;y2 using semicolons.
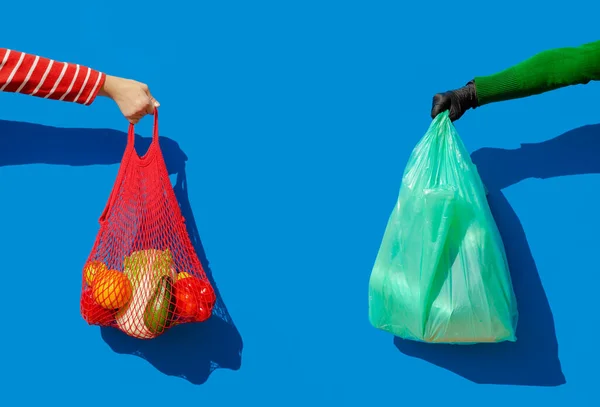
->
144;275;175;335
123;248;174;289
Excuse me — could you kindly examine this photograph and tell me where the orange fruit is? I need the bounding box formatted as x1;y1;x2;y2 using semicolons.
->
92;269;132;309
84;261;108;286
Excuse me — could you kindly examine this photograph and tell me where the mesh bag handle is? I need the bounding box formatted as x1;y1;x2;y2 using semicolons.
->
99;109;161;223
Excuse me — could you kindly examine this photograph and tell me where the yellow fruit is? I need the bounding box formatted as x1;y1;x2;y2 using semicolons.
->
92;269;133;309
84;261;108;286
177;272;192;281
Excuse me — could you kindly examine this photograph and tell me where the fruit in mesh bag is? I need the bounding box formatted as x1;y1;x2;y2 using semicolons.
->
84;260;108;286
116;249;176;339
81;288;116;325
91;268;133;309
174;272;216;322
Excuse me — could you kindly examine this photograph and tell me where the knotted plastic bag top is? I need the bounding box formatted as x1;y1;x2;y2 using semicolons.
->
80;110;215;339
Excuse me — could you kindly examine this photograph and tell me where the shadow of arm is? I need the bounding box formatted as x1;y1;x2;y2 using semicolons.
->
471;124;600;191
0;119;186;173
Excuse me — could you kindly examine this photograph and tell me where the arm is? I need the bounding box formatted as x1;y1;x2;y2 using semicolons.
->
0;48;105;105
0;47;159;124
431;40;600;121
475;40;600;105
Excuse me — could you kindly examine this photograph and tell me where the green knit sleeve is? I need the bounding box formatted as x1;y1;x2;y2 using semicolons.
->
474;40;600;106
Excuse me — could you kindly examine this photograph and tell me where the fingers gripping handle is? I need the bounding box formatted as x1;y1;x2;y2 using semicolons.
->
127;107;160;146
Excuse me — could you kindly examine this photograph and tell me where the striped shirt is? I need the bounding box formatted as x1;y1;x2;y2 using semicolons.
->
0;48;105;106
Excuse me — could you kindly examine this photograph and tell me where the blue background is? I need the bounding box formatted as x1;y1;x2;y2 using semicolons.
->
0;1;598;405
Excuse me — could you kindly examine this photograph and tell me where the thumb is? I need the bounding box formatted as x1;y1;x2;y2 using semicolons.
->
145;90;160;115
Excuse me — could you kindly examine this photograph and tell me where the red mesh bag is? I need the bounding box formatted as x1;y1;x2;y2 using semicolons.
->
80;110;216;339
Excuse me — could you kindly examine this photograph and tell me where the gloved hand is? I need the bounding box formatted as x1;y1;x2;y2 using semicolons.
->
431;80;479;122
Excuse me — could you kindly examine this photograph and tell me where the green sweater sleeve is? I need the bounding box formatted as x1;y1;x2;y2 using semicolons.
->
474;40;600;106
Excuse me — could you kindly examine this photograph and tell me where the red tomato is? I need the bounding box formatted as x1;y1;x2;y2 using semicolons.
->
81;288;116;325
195;303;212;322
174;281;198;319
193;278;216;308
174;277;216;320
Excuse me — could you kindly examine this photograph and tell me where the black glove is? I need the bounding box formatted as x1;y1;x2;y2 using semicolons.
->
431;80;479;122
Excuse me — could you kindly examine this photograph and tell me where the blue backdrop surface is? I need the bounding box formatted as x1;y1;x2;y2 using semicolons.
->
0;1;598;405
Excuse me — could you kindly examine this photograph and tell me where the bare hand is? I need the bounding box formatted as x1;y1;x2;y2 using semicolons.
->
98;75;159;124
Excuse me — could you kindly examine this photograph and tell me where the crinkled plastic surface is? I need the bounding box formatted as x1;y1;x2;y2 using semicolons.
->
368;111;518;344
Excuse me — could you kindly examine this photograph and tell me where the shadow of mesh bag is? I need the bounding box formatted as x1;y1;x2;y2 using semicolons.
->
79;109;216;339
368;111;518;344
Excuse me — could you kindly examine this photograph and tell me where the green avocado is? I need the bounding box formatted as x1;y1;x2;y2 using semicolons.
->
143;275;175;335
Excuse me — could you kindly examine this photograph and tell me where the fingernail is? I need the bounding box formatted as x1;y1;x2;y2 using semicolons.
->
154;101;160;107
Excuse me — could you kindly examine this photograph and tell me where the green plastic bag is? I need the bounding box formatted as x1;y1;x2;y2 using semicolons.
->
368;111;518;344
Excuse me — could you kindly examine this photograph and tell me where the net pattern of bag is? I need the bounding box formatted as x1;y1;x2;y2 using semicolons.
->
80;110;215;339
368;111;518;344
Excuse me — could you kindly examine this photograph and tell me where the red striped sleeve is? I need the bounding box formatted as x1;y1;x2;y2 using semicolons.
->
0;48;106;106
